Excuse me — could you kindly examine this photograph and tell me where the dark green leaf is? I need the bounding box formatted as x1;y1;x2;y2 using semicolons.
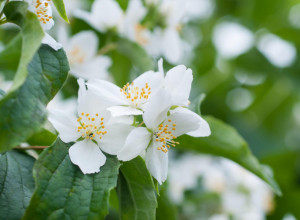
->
0;45;69;152
177;116;282;195
117;157;157;220
4;1;44;91
26;129;57;146
0;151;35;220
52;0;69;23
23;139;120;220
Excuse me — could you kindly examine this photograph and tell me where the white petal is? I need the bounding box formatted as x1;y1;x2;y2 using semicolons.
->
87;79;127;106
42;34;62;51
98;124;133;155
80;56;112;80
133;70;164;96
164;65;193;106
145;142;168;184
67;31;98;60
143;90;172;129
169;107;211;137
77;90;110;116
48;109;81;143
107;106;143;117
158;58;164;76
69;140;106;174
117;127;151;161
162;29;182;64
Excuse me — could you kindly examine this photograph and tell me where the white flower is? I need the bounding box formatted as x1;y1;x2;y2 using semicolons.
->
25;0;62;51
74;0;124;33
157;59;193;107
87;59;192;117
48;79;133;174
26;0;54;31
86;69;163;117
117;92;211;183
58;29;111;80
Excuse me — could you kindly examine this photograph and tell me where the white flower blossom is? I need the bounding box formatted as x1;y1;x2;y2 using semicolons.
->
74;0;124;33
48;79;133;174
117;92;210;183
86;68;163;117
58;29;111;80
87;59;192;117
25;0;62;50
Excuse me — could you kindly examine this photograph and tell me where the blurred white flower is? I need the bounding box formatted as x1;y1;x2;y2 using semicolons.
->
226;88;254;112
48;79;133;174
213;21;254;59
257;33;296;68
117;92;210;184
168;155;274;219
74;0;124;32
58;29;111;80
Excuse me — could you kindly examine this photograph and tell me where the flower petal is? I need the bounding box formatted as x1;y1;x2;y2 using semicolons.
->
164;65;193;106
48;109;80;143
87;79;127;106
98;124;133;155
117;127;151;161
107;106;143;117
145;142;168;184
69;140;106;174
168;107;211;137
133;70;164;95
42;34;62;51
162;28;182;64
143;90;172;129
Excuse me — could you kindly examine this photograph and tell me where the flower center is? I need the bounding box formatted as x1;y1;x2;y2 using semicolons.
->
35;0;53;25
68;46;86;65
120;82;151;108
154;119;179;153
134;24;149;45
77;112;107;141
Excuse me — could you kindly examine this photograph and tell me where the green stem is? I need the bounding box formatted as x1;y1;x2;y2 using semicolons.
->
0;0;9;21
98;43;117;55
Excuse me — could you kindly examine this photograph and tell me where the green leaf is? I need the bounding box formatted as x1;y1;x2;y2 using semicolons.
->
52;0;69;23
117;157;157;220
117;38;154;73
23;139;120;219
26;128;57;146
0;34;22;79
0;45;69;152
4;1;44;91
177;116;282;195
156;185;178;220
0;151;35;220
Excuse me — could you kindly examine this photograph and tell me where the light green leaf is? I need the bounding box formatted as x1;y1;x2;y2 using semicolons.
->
52;0;69;23
0;151;35;220
117;157;157;220
23;139;120;220
0;34;22;79
0;45;69;152
117;38;154;72
177;116;282;195
4;1;44;91
26;128;57;146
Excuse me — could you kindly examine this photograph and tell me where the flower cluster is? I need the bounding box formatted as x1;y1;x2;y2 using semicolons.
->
49;59;211;183
74;0;209;64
